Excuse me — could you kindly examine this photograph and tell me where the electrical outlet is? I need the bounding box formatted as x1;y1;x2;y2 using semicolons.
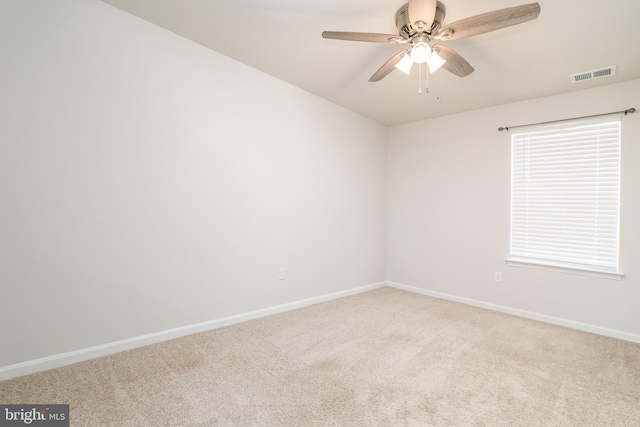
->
494;271;503;283
278;267;285;280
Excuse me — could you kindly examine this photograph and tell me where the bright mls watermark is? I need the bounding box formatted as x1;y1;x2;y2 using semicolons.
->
0;405;69;426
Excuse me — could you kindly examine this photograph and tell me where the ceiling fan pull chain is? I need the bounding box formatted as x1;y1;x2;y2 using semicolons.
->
426;65;430;93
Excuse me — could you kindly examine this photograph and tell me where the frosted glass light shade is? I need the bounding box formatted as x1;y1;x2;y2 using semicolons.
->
394;53;414;75
427;51;446;72
411;42;431;64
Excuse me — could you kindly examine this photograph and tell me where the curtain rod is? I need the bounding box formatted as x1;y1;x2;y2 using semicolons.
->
497;107;636;132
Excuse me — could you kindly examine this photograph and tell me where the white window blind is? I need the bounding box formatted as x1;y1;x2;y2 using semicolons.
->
509;116;621;277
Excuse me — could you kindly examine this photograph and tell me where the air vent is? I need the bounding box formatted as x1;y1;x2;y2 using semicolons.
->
570;66;616;83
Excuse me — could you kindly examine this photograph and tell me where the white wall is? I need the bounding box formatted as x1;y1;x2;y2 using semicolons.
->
388;78;640;337
0;0;387;367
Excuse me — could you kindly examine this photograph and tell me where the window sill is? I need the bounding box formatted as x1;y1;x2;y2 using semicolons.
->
505;258;624;281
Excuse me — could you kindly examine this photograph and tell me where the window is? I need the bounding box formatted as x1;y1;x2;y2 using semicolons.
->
507;116;623;280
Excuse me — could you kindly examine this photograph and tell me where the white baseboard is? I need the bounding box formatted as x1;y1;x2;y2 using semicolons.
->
0;282;387;381
387;281;640;344
5;280;635;382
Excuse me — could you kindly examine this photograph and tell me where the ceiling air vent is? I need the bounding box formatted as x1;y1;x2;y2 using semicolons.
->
570;66;616;83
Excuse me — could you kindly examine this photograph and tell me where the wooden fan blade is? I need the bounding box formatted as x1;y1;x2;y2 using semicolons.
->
435;2;540;41
322;31;403;43
432;44;474;77
408;0;438;30
369;50;408;82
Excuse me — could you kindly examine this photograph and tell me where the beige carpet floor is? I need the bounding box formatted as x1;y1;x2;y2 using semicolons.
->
1;287;639;426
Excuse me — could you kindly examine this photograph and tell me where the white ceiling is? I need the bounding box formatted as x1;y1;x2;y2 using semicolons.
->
100;0;640;126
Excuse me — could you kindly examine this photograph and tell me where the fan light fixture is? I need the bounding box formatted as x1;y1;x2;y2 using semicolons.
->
394;46;447;76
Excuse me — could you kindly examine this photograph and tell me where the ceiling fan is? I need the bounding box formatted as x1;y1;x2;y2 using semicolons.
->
322;1;541;82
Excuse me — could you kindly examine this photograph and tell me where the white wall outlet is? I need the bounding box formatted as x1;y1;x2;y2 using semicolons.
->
278;267;285;280
494;271;503;283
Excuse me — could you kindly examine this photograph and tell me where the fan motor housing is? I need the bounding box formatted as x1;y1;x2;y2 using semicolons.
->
395;1;446;38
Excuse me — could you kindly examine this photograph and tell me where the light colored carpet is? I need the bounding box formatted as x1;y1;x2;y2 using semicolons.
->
1;287;639;426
